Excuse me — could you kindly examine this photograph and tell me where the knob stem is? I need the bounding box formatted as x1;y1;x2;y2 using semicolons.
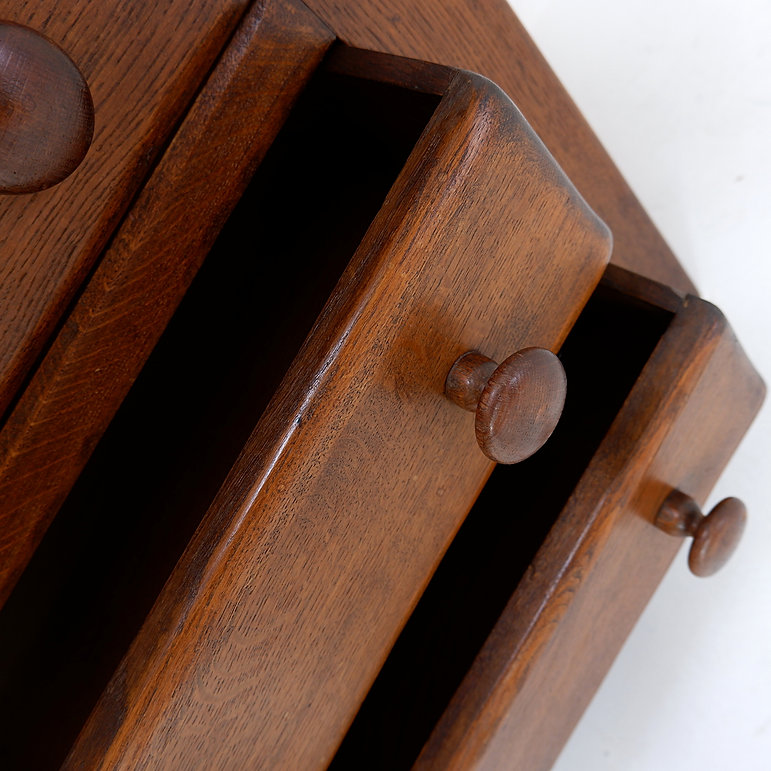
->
655;490;703;536
445;351;497;411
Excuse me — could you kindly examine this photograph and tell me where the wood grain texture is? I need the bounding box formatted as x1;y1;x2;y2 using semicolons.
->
416;267;765;770
301;0;696;295
476;348;566;464
0;0;249;418
445;348;567;464
0;21;94;193
0;0;334;607
64;57;610;769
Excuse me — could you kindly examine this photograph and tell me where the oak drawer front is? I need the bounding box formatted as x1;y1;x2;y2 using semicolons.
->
0;0;335;610
0;0;250;416
51;47;611;769
400;267;763;770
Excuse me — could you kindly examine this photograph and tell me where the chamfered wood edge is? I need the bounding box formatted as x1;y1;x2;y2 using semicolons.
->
0;0;335;609
415;287;764;769
326;44;614;259
60;61;524;770
63;58;612;769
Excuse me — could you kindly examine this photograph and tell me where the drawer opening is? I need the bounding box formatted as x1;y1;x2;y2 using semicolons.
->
0;69;440;769
330;279;674;770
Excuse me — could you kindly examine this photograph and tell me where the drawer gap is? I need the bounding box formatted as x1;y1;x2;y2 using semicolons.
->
0;69;439;770
330;280;674;770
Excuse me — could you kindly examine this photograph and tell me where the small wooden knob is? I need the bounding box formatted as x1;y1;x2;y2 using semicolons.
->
655;490;747;577
0;21;94;194
445;347;567;464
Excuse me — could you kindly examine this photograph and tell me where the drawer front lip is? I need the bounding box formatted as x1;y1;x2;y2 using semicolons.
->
65;49;611;770
416;273;765;770
0;1;336;610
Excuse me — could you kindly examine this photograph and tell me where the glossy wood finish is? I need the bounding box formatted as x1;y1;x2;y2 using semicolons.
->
0;0;249;419
445;348;567;464
331;264;675;769
0;21;93;193
656;490;747;577
64;54;610;770
0;2;762;768
302;0;696;295
0;0;334;608
415;266;765;770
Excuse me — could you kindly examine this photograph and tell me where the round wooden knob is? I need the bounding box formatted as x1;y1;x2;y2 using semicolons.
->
655;490;747;577
445;347;567;464
0;21;94;194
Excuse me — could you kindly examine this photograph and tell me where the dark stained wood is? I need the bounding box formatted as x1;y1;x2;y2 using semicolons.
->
63;55;610;770
326;43;454;94
0;0;250;418
445;351;498;412
415;269;765;770
0;0;334;607
687;498;747;577
477;348;566;465
656;490;747;577
0;2;761;767
301;0;697;295
445;348;567;464
329;264;673;769
599;260;684;314
0;21;93;193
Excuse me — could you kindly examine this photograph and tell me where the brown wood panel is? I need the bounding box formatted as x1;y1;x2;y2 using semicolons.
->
301;0;696;295
0;0;250;417
416;269;765;770
0;0;334;607
64;60;610;769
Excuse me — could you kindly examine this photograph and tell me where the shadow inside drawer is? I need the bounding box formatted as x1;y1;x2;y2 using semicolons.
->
330;281;674;770
0;70;439;769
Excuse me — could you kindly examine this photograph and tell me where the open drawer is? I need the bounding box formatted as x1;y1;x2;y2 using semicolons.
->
0;3;763;771
0;38;610;771
330;266;765;770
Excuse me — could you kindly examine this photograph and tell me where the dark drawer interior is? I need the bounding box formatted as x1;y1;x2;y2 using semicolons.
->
330;278;674;769
0;68;439;770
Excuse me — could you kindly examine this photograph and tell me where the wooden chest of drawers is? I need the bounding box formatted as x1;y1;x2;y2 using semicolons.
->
0;0;764;768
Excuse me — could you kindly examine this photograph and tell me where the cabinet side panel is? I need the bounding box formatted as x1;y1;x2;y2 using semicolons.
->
302;0;695;294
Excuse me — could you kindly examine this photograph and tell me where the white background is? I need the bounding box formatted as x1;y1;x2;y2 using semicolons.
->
507;1;771;769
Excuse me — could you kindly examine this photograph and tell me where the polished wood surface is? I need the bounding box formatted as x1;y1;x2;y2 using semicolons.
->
0;0;249;418
0;0;333;608
0;2;763;768
0;21;93;193
656;490;747;577
445;348;567;464
64;53;610;769
416;266;765;770
302;0;696;295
